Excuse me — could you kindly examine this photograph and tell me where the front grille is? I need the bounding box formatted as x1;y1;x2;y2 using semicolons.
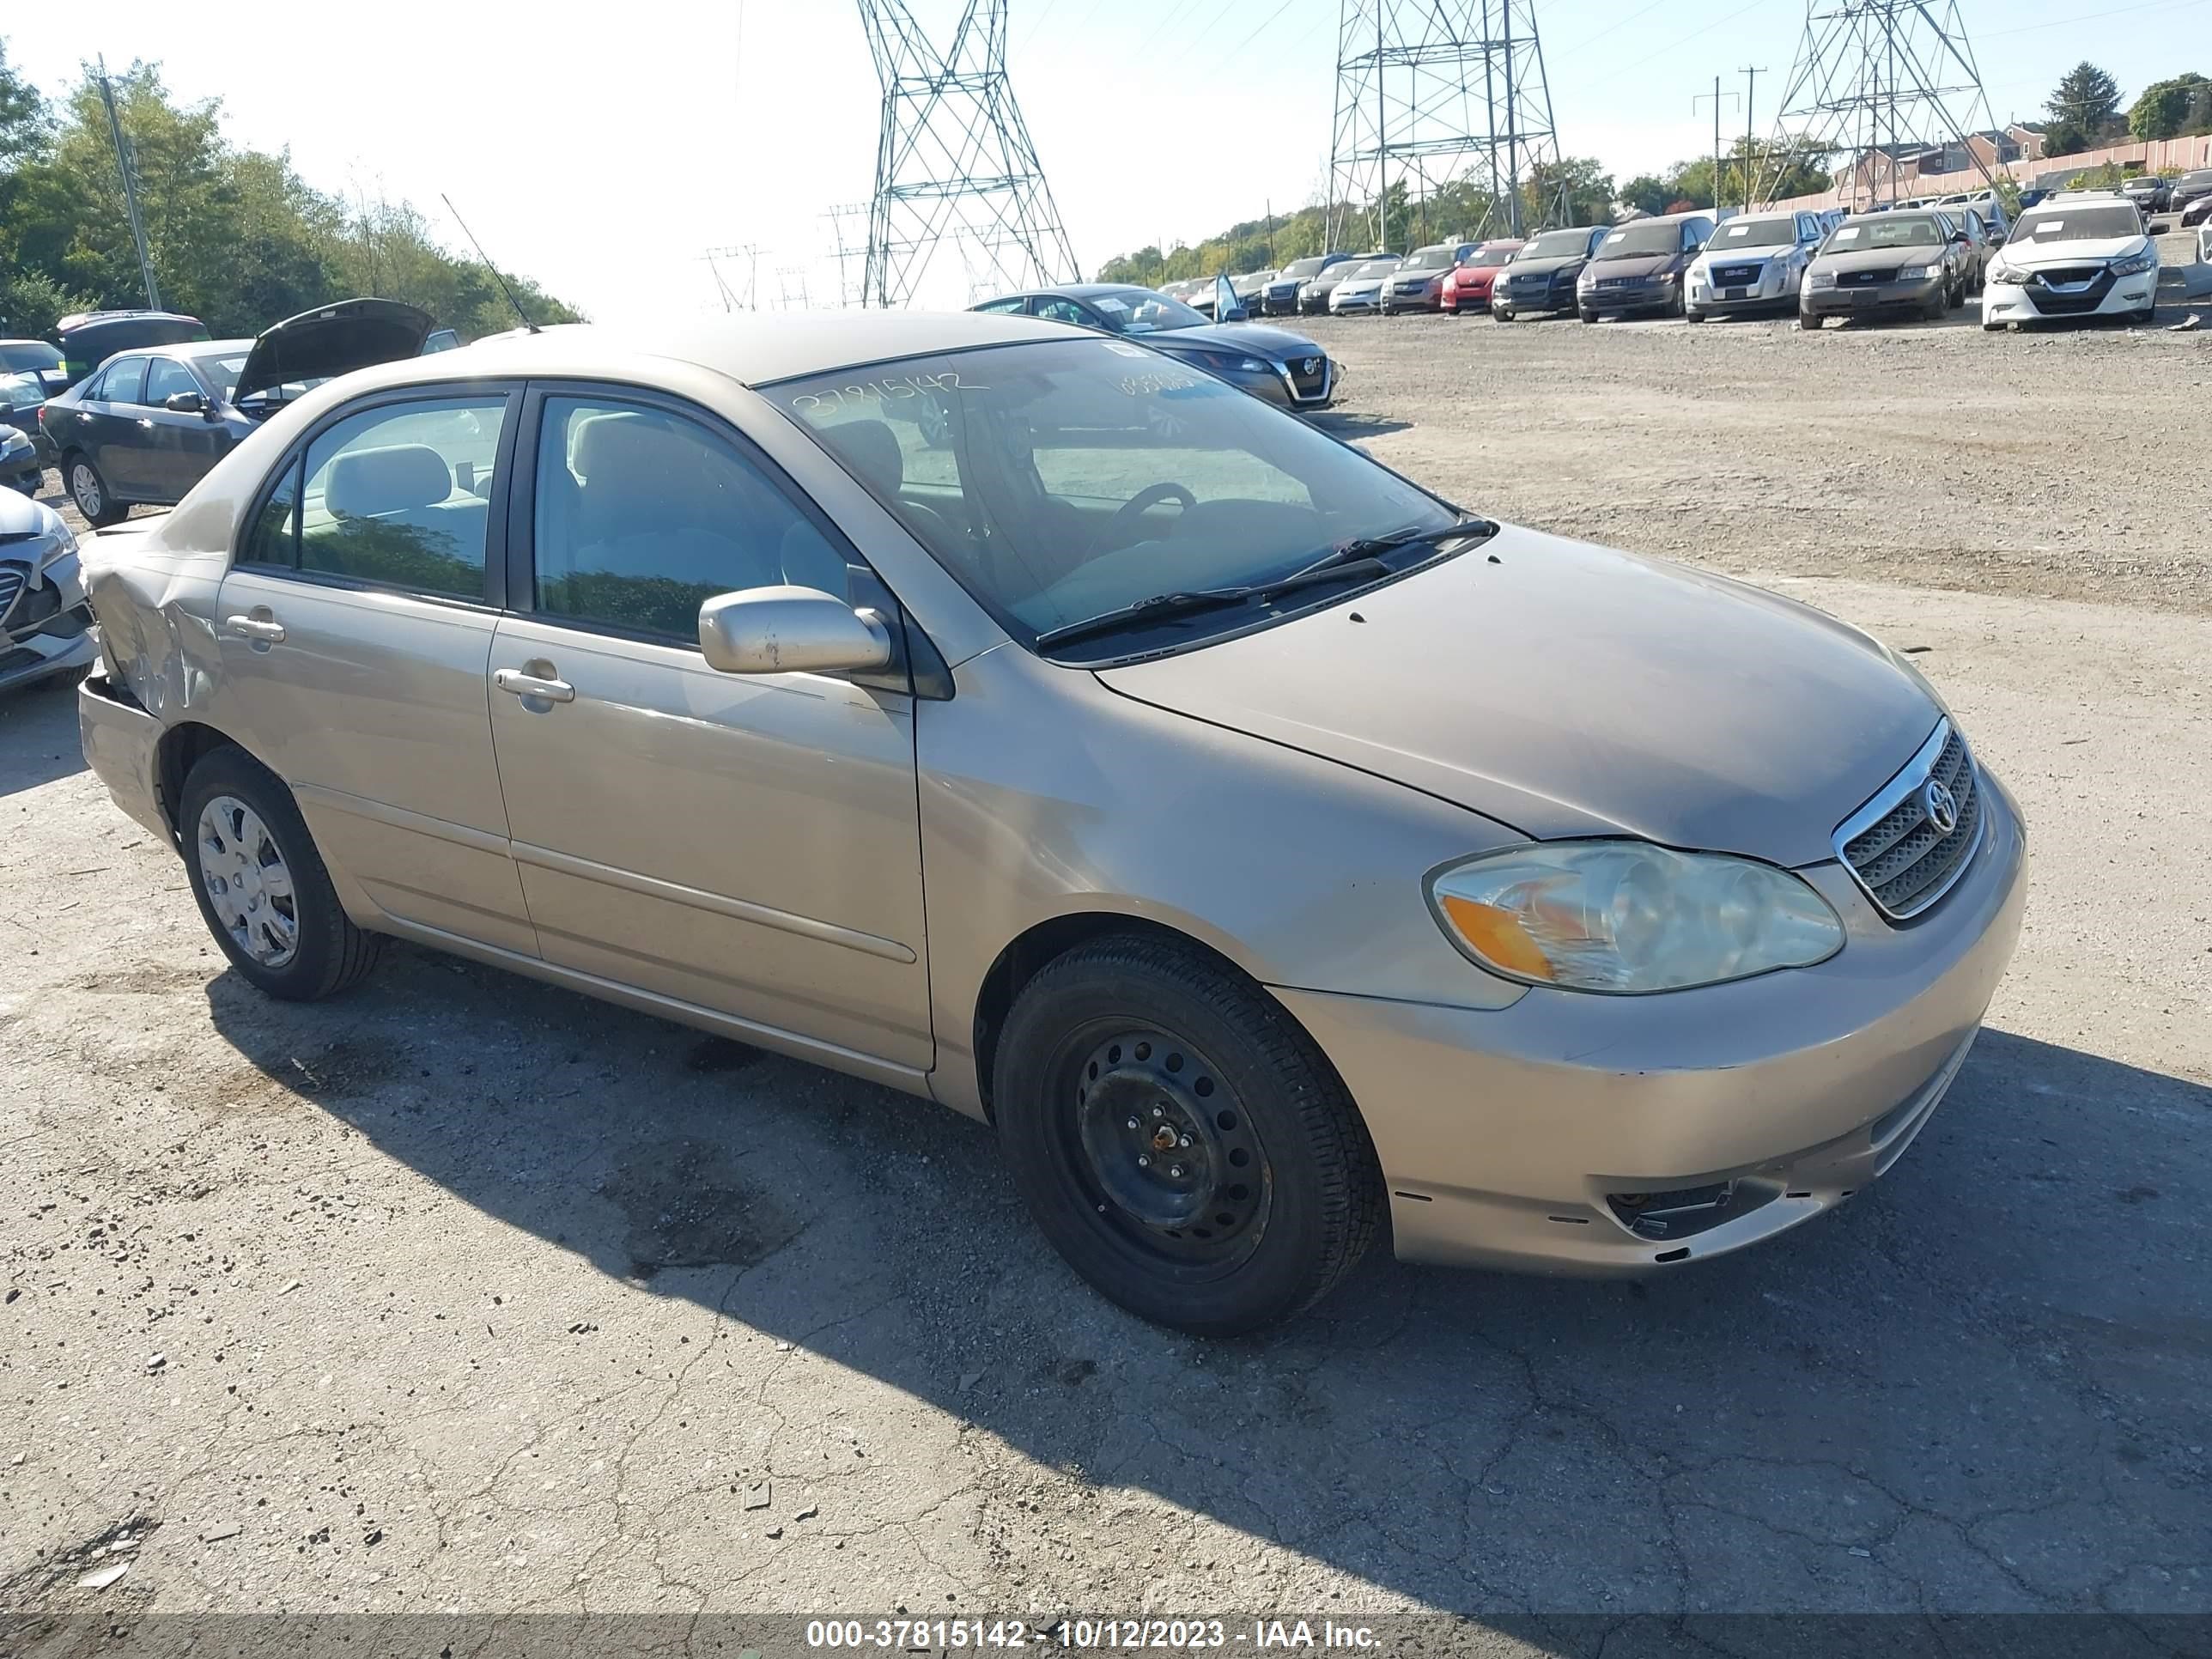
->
1836;721;1984;921
2026;266;2117;315
1715;264;1765;286
1288;356;1329;398
1838;267;1899;286
0;563;26;629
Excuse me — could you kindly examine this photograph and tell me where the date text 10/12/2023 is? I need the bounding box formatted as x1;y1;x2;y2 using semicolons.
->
805;1618;1382;1650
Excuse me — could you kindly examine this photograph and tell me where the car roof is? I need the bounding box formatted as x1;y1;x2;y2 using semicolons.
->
317;311;1061;398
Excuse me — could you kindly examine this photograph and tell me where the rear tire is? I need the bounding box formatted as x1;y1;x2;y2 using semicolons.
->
179;746;383;1002
993;933;1383;1335
66;455;125;527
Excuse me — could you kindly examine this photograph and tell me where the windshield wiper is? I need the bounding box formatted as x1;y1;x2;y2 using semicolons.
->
1261;516;1498;596
1033;587;1260;649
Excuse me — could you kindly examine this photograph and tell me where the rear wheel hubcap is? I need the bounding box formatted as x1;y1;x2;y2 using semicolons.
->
198;795;300;969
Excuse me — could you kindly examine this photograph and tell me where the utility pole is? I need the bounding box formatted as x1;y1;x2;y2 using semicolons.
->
1740;64;1767;210
1693;78;1740;216
95;58;161;312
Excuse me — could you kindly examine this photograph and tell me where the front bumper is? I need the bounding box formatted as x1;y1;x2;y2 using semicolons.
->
1382;283;1440;313
78;668;173;840
1276;770;2027;1276
1579;278;1677;314
1493;283;1573;316
2;548;96;695
1802;273;1944;317
1688;263;1794;313
1981;265;2156;324
1440;283;1492;313
1329;292;1383;314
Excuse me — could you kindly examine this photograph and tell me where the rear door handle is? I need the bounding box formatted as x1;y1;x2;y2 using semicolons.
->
224;614;286;643
494;667;575;703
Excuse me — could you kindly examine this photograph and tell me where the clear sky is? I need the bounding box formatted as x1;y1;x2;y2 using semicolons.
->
4;0;2201;319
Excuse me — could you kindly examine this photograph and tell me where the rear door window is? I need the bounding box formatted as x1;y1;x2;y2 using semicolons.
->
296;398;511;599
100;358;147;406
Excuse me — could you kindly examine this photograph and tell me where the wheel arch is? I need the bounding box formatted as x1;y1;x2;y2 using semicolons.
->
155;720;253;842
965;909;1345;1125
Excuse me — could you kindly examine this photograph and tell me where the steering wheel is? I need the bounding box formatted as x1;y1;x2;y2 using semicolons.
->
1098;482;1197;554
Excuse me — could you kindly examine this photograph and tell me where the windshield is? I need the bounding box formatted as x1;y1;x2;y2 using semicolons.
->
1091;289;1208;335
1402;246;1456;270
771;338;1457;656
1521;229;1594;259
0;342;64;374
1462;242;1518;267
1598;222;1683;258
2014;206;2142;243
1820;215;1944;252
1348;259;1399;279
2184;172;2212;188
1280;258;1328;280
1709;216;1796;250
191;354;252;401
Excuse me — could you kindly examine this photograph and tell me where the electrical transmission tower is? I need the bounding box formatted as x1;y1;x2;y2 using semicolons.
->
1761;0;1998;208
856;0;1079;307
1327;0;1565;253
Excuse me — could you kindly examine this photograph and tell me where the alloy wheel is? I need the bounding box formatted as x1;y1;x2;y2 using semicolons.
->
197;794;301;969
70;463;102;518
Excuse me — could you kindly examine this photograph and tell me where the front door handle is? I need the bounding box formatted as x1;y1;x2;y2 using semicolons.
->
494;666;575;704
224;613;286;643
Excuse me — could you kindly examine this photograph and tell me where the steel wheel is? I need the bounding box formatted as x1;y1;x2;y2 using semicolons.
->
196;794;300;969
1069;1026;1270;1269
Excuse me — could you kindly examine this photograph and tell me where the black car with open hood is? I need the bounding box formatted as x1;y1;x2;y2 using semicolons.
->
39;297;439;525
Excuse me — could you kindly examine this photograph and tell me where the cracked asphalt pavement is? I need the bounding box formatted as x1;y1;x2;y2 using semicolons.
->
2;289;2208;1634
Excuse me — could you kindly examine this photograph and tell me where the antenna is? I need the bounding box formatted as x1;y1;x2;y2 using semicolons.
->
1327;0;1567;251
855;0;1079;307
1760;0;1999;209
441;193;538;333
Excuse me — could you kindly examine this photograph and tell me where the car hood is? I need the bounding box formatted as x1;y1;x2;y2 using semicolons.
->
1093;524;1939;867
1814;246;1943;274
232;297;436;404
1335;278;1389;294
2002;234;2148;267
1152;322;1319;359
1586;252;1674;279
1503;256;1586;281
0;482;50;538
1692;246;1784;273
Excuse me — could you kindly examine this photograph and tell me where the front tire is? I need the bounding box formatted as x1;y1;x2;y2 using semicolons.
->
1578;307;1598;325
67;455;125;527
180;746;383;1001
993;934;1383;1335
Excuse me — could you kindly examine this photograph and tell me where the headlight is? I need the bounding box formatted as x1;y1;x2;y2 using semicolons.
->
1426;842;1844;994
1808;270;1836;288
2111;250;2156;276
1987;263;2026;285
1185;349;1270;374
1657;270;1679;283
1897;264;1936;281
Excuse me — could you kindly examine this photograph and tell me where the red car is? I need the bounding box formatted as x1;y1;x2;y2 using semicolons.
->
1439;240;1525;314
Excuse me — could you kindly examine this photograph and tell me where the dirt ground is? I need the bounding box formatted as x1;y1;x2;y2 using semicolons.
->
3;241;2209;1647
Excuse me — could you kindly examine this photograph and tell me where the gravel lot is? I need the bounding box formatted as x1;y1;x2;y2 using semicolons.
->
3;242;2209;1646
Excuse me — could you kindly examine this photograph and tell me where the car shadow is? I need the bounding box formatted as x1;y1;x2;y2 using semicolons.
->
197;944;2212;1613
0;670;90;796
1304;410;1413;441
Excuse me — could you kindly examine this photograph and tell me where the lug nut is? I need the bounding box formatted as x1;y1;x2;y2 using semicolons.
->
1126;1117;1139;1130
1136;1154;1151;1168
1178;1134;1193;1148
1169;1165;1185;1179
1152;1106;1164;1118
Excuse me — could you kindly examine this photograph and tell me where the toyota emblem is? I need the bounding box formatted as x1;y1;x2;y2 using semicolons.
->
1921;778;1960;836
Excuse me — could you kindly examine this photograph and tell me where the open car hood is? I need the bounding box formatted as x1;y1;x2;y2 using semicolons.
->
231;298;435;406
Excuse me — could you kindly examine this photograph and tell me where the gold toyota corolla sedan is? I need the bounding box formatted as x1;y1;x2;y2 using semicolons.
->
77;312;2026;1334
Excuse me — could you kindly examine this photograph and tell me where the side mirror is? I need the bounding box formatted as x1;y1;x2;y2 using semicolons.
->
164;390;207;415
1213;274;1248;324
697;585;894;677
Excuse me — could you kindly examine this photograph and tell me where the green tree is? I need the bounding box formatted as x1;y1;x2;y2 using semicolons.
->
0;43;581;342
1522;156;1613;228
1617;173;1671;216
2045;62;2124;155
2129;72;2211;141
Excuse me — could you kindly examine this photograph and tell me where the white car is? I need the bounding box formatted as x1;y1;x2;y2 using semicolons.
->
1982;194;2159;329
1685;210;1828;319
1328;257;1401;315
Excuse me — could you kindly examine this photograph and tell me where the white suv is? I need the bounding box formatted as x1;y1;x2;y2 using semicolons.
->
1981;194;2159;330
